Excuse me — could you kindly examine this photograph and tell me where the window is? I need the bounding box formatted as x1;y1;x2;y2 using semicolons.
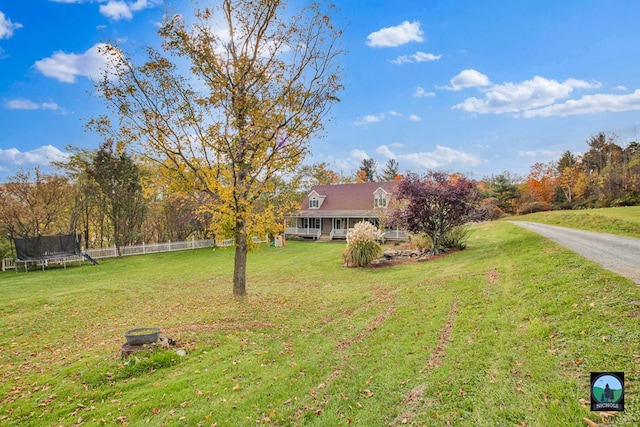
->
374;195;387;208
310;198;319;208
301;218;320;229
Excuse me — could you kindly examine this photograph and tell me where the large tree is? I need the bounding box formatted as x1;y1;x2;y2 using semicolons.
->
391;171;482;256
487;173;520;214
94;0;343;296
88;142;147;256
54;145;109;249
357;158;378;182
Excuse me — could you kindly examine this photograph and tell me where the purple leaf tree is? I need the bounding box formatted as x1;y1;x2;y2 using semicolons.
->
391;171;482;256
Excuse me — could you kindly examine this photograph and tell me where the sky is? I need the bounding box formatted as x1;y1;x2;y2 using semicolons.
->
2;0;640;182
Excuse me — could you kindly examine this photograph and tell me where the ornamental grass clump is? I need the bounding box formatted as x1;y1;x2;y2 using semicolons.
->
343;221;384;267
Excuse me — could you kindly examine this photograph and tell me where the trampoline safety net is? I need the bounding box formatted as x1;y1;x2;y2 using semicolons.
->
13;234;81;261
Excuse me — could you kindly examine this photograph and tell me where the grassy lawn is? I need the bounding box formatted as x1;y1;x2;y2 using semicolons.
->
1;221;639;426
513;206;640;238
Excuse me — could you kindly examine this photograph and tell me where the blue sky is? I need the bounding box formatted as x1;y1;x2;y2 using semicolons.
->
2;0;640;182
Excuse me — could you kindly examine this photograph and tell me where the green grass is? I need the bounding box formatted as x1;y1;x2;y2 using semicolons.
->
513;206;640;237
1;222;639;426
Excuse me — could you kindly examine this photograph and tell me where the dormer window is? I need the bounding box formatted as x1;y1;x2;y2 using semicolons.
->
374;195;387;208
373;187;391;209
307;190;325;209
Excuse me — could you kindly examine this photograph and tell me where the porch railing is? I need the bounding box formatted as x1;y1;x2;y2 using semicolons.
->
329;229;348;239
382;230;407;240
285;227;321;239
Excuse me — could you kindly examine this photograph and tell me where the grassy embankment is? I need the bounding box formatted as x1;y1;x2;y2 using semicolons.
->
1;219;639;426
513;206;640;238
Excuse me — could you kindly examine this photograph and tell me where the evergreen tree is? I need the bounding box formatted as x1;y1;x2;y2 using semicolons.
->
378;159;399;181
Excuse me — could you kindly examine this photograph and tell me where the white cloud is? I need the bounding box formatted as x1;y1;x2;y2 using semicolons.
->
454;76;602;115
34;43;114;83
376;144;482;170
391;51;441;64
440;69;491;91
375;145;395;158
7;99;38;110
366;21;423;48
41;102;60;110
0;11;23;39
0;145;69;167
350;149;369;161
354;114;383;125
408;114;422;121
517;150;562;158
522;89;640;118
100;0;151;21
411;52;441;62
445;71;639;118
100;1;133;20
6;99;60;111
613;85;627;91
414;86;435;97
353;111;402;125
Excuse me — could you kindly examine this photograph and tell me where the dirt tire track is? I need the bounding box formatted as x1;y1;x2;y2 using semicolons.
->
393;299;459;425
292;289;397;422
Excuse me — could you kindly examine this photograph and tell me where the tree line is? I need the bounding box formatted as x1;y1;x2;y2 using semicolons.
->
2;130;639;258
480;132;640;217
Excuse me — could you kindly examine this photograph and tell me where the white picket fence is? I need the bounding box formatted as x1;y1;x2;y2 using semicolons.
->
2;235;267;272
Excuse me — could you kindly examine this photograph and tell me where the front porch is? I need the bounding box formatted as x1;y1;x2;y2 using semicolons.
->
284;216;407;241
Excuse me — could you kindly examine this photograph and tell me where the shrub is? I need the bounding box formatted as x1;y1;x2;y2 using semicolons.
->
408;232;432;253
440;224;470;251
343;221;383;267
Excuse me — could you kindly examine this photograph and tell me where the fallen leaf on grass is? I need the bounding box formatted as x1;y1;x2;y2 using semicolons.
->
599;412;616;421
360;389;374;397
583;418;599;427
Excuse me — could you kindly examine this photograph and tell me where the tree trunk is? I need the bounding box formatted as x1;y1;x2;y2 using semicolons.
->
430;230;440;256
233;219;248;297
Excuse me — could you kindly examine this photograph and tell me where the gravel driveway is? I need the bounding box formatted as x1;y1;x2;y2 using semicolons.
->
512;221;640;284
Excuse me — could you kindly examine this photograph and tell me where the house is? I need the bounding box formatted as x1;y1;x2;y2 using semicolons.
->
284;181;407;241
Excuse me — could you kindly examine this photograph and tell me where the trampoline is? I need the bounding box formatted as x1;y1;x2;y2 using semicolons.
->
12;234;83;272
